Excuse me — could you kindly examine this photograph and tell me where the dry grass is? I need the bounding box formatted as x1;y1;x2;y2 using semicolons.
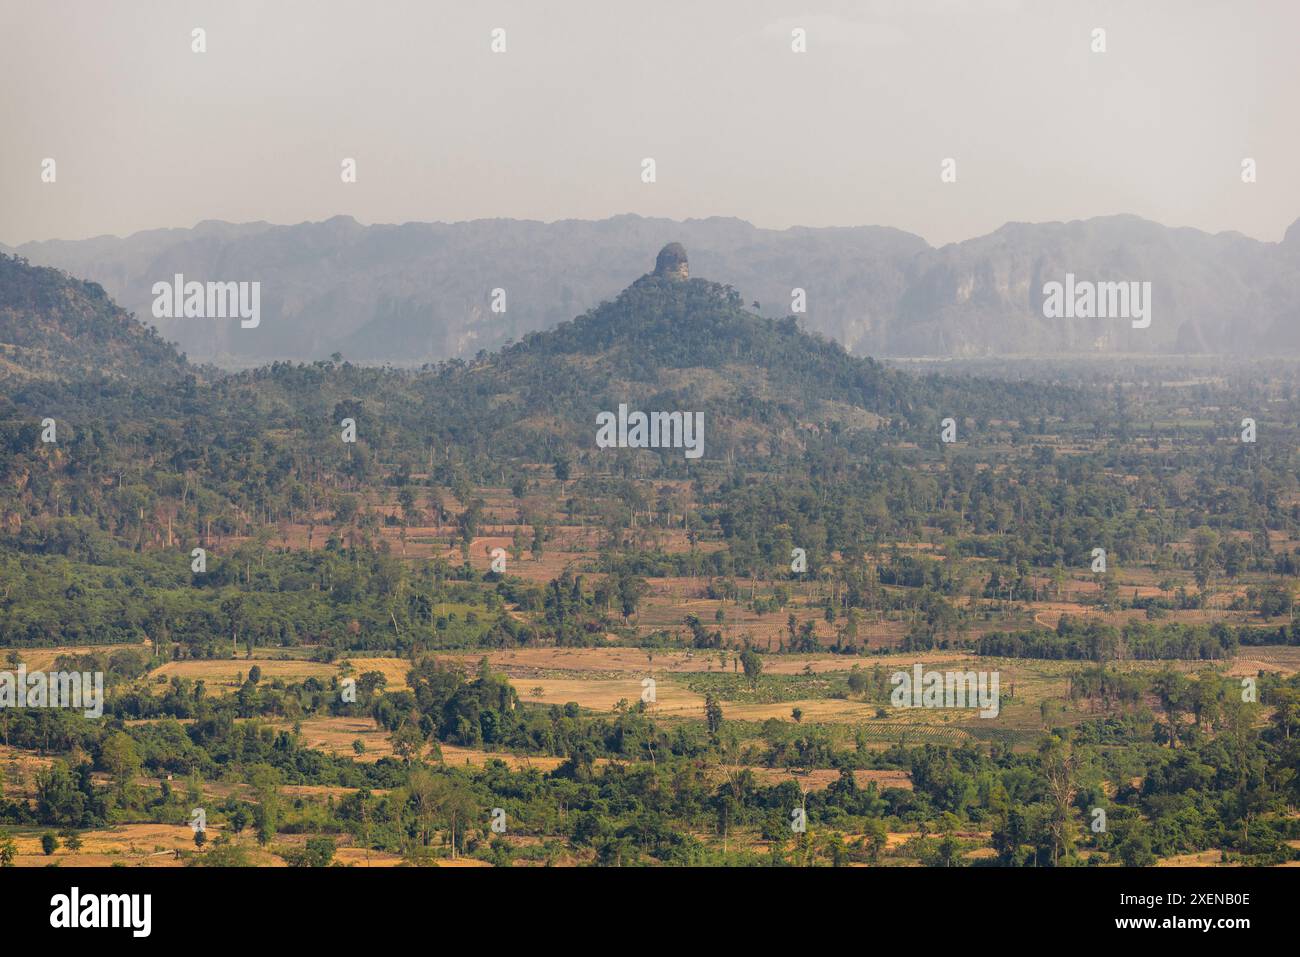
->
346;656;414;689
3;643;150;672
512;677;705;715
722;767;912;792
153;658;338;690
0;744;56;799
268;716;394;762
7;823;223;867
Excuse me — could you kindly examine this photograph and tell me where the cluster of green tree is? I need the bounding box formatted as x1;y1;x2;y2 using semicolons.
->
976;617;1244;661
0;533;579;653
5;667;1296;866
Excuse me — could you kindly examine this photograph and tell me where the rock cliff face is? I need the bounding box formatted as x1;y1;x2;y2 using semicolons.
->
654;242;689;280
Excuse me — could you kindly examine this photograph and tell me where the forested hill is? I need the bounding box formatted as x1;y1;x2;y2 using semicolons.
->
509;271;904;401
470;260;1082;458
0;253;188;383
0;248;1085;480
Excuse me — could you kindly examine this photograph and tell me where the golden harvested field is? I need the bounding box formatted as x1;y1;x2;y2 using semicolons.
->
4;643;150;671
431;857;493;867
332;846;406;866
439;743;569;772
153;658;338;688
7;823;234;867
346;656;415;688
511;676;706;714
269;716;395;761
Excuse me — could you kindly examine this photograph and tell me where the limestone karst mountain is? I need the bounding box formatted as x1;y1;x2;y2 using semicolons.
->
10;213;1300;366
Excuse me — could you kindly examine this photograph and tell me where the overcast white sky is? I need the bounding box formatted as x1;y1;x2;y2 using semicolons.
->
1;0;1296;246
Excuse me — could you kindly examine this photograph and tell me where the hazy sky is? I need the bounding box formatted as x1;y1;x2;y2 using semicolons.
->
2;0;1297;247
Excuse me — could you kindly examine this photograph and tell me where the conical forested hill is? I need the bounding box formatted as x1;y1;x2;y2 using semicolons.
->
502;271;913;412
438;250;1081;465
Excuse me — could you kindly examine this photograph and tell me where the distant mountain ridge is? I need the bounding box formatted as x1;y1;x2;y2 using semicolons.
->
9;213;1300;366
